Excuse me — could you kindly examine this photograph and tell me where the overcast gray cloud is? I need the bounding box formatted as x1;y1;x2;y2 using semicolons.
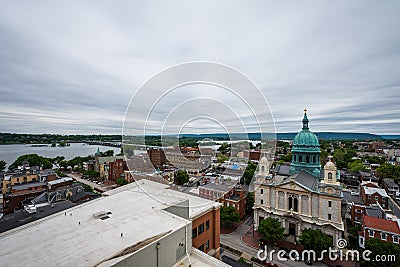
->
0;1;399;135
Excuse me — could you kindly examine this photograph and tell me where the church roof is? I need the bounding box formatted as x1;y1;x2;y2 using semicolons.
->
281;170;319;191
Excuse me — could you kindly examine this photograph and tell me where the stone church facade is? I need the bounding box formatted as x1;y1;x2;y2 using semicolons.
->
254;110;344;246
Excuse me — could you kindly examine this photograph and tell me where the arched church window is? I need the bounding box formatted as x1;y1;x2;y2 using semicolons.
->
261;166;265;172
288;196;293;210
294;198;298;212
328;172;333;180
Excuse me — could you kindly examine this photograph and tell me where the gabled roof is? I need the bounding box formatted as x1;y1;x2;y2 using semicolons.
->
364;215;400;234
279;170;319;192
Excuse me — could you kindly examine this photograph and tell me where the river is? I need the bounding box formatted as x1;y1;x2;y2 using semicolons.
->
0;143;121;168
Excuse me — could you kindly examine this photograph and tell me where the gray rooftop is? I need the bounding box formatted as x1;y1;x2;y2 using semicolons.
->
11;181;47;191
201;183;231;193
365;205;384;219
383;178;398;188
281;170;318;191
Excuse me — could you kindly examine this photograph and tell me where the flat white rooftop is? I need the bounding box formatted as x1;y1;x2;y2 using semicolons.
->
0;179;221;266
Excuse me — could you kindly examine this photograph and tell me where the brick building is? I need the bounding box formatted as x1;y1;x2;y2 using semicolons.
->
147;147;167;168
199;183;246;220
361;184;389;209
359;215;400;248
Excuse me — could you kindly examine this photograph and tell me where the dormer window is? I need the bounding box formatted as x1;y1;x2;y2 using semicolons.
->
369;230;374;237
381;232;387;240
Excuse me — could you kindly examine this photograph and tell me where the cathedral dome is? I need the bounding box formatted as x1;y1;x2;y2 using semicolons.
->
293;131;319;147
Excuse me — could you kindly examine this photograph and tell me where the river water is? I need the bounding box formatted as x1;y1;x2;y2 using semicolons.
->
0;143;121;168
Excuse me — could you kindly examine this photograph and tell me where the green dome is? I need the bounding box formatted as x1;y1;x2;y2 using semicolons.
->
293;131;319;147
289;109;321;178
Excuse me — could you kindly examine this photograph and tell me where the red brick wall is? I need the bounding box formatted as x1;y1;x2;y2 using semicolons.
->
192;207;221;258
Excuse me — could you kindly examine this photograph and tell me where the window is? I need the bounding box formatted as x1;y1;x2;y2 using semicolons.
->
198;223;204;235
288;196;293;210
260;189;263;194
306;156;310;163
261;166;265;172
394;236;399;244
205;240;209;250
369;230;374;237
381;232;387;241
328;201;332;208
198;244;204;252
375;196;379;201
206;220;209;230
299;155;303;162
293;198;298;212
192;228;197;239
328;173;332;180
328;214;332;220
260;199;264;205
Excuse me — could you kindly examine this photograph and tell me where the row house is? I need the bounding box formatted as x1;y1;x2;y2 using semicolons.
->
359;215;400;248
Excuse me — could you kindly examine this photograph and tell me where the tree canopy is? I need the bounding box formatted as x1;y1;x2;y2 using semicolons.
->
116;178;128;186
246;192;254;215
377;163;400;182
299;228;332;255
0;160;6;172
348;160;367;172
360;238;400;267
217;142;230;154
9;154;53;170
220;206;240;227
241;161;257;185
257;217;284;243
175;170;189;185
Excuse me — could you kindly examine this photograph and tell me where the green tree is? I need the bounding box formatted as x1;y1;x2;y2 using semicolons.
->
299;228;332;256
245;192;255;215
257;217;284;243
241;161;257;185
218;142;230;154
82;184;94;192
175;170;189;185
279;153;292;162
217;154;229;164
9;154;53;170
220;206;240;227
348;160;367;172
360;238;400;267
116;178;128;186
377;163;400;182
0;160;6;172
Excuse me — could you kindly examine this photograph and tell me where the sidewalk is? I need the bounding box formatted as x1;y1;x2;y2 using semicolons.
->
241;225;261;249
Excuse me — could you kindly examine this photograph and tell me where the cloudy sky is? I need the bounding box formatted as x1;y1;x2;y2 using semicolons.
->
1;1;399;135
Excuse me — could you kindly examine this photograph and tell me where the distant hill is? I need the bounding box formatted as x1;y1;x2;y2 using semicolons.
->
179;132;384;141
381;135;400;140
